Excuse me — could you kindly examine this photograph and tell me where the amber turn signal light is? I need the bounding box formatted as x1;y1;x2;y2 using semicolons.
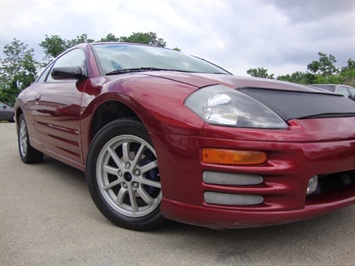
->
202;148;267;165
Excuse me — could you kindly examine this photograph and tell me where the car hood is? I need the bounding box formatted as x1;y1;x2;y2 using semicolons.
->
145;72;355;121
145;72;322;93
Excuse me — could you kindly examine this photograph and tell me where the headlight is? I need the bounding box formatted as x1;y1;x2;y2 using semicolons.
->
185;85;288;129
204;93;239;125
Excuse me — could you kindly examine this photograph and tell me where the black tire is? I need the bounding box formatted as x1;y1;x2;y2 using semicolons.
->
17;114;44;163
86;119;165;231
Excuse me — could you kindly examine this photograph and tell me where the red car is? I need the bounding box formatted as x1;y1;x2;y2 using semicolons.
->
15;43;355;231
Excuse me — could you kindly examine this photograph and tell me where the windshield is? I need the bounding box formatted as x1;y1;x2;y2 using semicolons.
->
92;43;230;75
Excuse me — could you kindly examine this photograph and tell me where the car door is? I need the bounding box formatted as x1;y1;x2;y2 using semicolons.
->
31;48;87;164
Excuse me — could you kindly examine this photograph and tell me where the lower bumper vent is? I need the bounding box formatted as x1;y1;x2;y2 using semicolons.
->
204;192;264;206
203;171;263;185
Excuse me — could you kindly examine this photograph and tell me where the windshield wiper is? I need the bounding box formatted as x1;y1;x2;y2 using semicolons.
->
106;67;228;76
106;67;175;75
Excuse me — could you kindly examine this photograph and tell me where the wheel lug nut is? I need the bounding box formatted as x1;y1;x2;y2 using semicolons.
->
118;171;122;176
122;183;127;189
134;169;140;175
133;182;139;188
125;162;131;169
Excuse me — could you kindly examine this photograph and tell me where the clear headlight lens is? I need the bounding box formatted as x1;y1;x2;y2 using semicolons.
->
204;94;239;125
185;85;288;129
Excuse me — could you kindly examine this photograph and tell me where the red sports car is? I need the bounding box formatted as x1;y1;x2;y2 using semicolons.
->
14;43;355;230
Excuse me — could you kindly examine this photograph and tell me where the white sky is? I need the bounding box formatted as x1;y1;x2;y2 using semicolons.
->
1;0;354;77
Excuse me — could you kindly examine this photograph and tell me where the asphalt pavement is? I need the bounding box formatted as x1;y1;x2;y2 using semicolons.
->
0;122;354;265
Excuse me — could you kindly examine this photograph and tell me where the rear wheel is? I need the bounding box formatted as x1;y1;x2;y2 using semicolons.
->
86;119;165;231
17;114;44;163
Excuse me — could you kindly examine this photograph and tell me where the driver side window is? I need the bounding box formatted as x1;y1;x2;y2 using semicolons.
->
46;48;86;82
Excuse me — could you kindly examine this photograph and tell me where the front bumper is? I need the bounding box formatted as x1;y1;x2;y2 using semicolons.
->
161;182;355;229
151;118;355;229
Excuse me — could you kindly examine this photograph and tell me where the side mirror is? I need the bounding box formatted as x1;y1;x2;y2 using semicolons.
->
51;66;86;80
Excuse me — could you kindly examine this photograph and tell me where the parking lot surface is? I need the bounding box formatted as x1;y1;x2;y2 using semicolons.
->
0;122;354;265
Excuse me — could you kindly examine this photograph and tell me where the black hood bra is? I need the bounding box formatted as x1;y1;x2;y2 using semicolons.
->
239;87;355;121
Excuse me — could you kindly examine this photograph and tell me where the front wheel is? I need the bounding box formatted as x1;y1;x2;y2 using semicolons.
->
86;119;165;231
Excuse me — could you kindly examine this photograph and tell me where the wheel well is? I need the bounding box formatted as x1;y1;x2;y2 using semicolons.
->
15;108;23;124
90;101;140;141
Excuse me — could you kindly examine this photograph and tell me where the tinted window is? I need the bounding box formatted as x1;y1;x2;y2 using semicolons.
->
312;84;336;92
46;49;86;82
337;86;350;97
92;44;229;75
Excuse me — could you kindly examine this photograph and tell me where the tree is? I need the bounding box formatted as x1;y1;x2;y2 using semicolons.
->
277;53;355;86
100;33;120;42
39;34;67;60
40;33;94;62
338;59;355;86
0;39;38;105
305;53;354;85
311;74;343;85
119;32;166;47
247;67;274;79
277;71;315;84
40;32;169;63
66;33;95;49
100;32;176;49
307;52;339;76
